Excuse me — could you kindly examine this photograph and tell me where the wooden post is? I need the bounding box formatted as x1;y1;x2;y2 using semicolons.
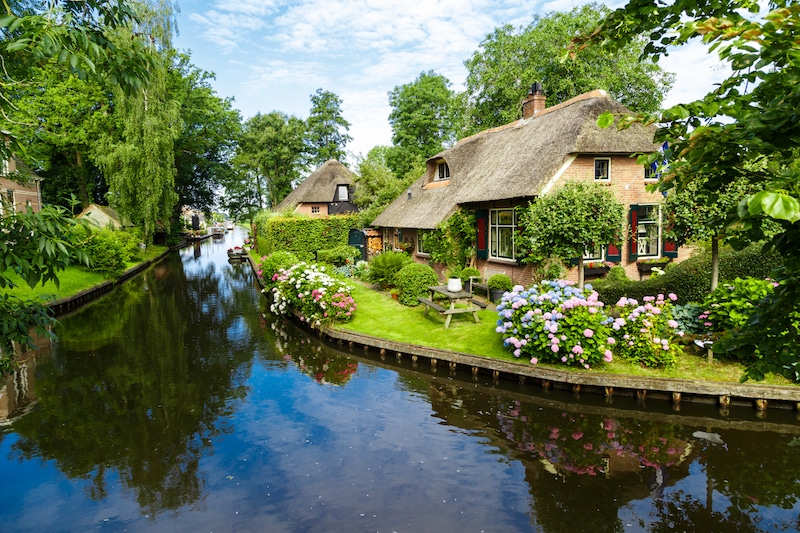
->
604;387;614;397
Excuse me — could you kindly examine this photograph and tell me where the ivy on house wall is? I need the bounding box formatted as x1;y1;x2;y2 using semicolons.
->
421;209;477;269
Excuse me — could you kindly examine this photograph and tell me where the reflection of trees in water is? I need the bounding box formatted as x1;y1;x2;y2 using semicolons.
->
264;315;358;386
648;490;759;533
10;252;258;518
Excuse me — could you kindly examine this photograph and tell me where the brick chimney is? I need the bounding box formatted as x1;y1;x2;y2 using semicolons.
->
521;82;546;119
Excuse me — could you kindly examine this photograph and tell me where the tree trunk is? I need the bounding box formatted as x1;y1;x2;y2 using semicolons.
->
710;237;720;292
577;256;585;288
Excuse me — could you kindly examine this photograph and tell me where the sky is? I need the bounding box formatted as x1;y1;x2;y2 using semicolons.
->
172;0;728;166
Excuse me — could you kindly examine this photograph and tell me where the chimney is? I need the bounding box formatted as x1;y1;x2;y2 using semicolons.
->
522;82;546;119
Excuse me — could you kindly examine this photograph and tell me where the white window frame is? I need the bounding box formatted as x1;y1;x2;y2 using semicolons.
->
417;229;431;255
336;184;349;201
594;157;611;182
311;205;320;214
583;245;605;262
436;161;450;181
489;208;516;261
636;204;662;259
644;163;659;182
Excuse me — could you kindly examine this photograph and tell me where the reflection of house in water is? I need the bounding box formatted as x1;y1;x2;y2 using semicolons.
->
0;335;51;423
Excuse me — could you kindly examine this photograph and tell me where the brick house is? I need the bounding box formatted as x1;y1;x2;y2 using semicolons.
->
1;151;43;215
371;86;686;286
276;159;358;216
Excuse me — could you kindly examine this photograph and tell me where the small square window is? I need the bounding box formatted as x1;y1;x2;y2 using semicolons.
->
594;158;610;181
311;206;320;214
644;163;658;181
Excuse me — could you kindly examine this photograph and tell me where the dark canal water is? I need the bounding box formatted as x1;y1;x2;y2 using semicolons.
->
2;229;800;532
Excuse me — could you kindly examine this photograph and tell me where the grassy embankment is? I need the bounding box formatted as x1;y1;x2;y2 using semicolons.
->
2;245;168;302
339;282;795;386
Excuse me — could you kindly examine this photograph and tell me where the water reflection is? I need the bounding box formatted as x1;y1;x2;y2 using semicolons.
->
1;229;799;532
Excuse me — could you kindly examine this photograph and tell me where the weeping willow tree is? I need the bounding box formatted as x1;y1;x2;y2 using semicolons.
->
93;1;180;242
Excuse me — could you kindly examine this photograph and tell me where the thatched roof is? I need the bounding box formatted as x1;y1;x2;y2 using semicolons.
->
371;90;659;229
276;159;355;211
77;203;128;228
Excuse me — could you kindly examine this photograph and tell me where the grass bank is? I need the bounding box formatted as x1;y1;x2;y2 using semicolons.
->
337;282;794;386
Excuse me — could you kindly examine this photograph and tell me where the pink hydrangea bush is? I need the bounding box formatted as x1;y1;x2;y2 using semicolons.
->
495;280;615;369
611;293;683;368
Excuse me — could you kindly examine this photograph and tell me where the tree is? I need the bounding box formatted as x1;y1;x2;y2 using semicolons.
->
353;146;411;226
304;88;351;167
387;70;456;179
231;111;306;211
516;181;624;288
575;0;800;381
461;3;674;135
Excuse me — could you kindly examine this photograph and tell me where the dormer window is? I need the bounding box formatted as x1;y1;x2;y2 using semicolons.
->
336;184;349;201
437;161;450;181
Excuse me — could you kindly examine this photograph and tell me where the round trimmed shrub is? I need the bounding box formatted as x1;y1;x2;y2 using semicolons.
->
394;262;438;306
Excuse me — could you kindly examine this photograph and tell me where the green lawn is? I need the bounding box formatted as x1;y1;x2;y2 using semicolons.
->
2;245;168;302
338;282;795;386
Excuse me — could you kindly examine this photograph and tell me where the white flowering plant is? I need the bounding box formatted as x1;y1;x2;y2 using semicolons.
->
267;262;357;327
611;294;683;368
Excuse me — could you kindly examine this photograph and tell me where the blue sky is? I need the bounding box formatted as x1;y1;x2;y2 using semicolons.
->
173;0;726;165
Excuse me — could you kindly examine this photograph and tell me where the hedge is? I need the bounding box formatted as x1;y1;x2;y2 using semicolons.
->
254;212;360;262
394;262;438;306
592;244;783;305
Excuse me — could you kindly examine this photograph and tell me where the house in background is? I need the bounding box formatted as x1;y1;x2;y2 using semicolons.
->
1;151;43;215
276;159;358;216
76;203;129;229
371;86;686;285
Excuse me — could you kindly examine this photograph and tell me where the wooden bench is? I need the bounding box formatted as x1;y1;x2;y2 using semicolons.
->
471;298;488;309
418;297;446;314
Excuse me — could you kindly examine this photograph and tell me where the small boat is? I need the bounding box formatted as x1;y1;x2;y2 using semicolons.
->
211;225;224;237
226;222;234;230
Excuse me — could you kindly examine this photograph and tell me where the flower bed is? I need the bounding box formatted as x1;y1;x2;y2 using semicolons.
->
268;262;357;327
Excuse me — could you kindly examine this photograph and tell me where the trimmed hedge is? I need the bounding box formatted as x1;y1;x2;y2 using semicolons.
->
394;262;438;306
593;244;783;305
255;212;359;262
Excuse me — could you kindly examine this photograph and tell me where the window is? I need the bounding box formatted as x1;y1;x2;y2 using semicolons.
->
336;184;349;201
583;244;605;262
636;205;661;258
436;161;450;181
311;206;320;214
594;158;610;181
417;229;431;255
644;163;658;181
489;209;515;260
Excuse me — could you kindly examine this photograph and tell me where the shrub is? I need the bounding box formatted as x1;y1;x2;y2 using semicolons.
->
488;274;512;291
367;251;412;289
606;265;628;282
317;245;361;266
267;262;356;326
460;267;481;282
701;277;776;334
394;263;438;306
611;294;683;368
71;226;126;278
255;212;359;261
257;251;299;287
671;303;706;335
115;228;144;262
495;280;614;369
593;244;782;305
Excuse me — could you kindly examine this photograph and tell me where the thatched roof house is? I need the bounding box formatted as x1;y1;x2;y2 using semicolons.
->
371;88;684;285
276;159;358;216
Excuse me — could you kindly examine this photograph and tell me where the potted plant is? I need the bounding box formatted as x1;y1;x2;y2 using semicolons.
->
487;273;512;302
637;257;670;274
460;267;481;292
584;261;613;277
445;266;463;292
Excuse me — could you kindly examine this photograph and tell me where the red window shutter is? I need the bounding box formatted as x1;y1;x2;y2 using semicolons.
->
628;205;639;261
476;210;488;259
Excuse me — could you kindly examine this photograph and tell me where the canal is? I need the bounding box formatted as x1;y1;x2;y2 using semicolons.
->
1;229;799;532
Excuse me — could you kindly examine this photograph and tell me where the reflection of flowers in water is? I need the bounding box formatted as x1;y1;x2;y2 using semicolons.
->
497;401;687;477
268;317;358;386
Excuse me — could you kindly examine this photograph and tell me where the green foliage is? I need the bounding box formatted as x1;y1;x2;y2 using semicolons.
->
530;257;566;284
487;274;512;291
70;225;126;278
394;263;438;306
593;244;782;305
316;245;360;266
422;209;477;268
367;251;412;290
387;70;456;177
257;213;359;262
460;3;673;135
606;265;628;282
304;88;352;167
671;303;706;335
516;181;624;286
353;145;415;226
459;267;481;282
702;277;775;335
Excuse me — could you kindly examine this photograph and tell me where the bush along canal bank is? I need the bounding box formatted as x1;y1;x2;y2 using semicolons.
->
249;256;800;414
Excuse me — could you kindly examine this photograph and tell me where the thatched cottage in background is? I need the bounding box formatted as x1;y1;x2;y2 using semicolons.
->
76;203;129;229
276;159;358;216
371;86;686;285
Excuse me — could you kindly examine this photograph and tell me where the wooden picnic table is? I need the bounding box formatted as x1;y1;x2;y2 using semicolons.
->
418;285;483;328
